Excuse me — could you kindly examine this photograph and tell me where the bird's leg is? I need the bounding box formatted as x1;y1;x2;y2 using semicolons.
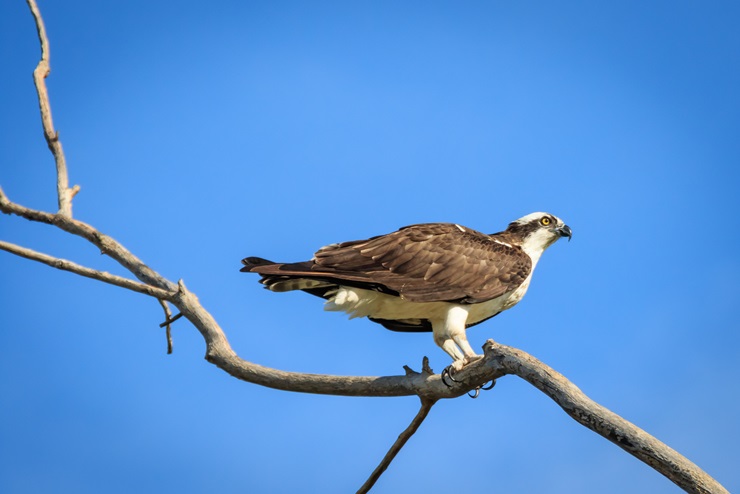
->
447;306;481;369
435;306;481;387
432;319;464;358
439;339;465;362
438;341;465;388
433;324;463;387
452;335;481;365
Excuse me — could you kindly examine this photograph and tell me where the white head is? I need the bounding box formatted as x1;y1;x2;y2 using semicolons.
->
505;212;572;265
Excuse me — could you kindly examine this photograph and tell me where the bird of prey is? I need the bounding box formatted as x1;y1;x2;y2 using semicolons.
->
241;212;571;373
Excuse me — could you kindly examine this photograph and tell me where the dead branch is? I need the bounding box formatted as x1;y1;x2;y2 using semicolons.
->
26;0;79;217
0;240;173;299
0;186;174;290
477;340;729;494
0;2;730;493
157;299;177;354
1;196;730;494
357;398;436;494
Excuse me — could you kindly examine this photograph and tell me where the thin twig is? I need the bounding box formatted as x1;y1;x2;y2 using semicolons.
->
157;299;177;354
0;240;173;300
158;312;183;328
0;187;175;291
26;0;78;217
357;398;436;494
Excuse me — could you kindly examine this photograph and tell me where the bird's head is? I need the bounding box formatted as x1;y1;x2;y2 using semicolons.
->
504;212;572;262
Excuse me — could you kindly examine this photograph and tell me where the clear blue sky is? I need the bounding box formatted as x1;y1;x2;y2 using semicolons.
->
1;1;739;493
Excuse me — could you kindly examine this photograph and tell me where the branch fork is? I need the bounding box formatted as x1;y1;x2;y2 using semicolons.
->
0;3;730;494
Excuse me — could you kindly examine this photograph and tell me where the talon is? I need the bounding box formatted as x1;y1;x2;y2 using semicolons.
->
468;387;480;398
440;367;453;387
447;368;461;383
440;364;462;388
481;380;496;391
441;368;450;387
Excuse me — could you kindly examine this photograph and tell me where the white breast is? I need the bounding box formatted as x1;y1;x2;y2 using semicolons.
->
323;285;528;326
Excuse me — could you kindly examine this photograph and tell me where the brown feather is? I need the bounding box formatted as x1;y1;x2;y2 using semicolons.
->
242;223;532;304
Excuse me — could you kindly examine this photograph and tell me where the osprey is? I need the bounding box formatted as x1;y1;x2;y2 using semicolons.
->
241;212;571;372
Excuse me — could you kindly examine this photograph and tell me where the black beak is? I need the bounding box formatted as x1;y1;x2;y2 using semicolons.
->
557;224;573;241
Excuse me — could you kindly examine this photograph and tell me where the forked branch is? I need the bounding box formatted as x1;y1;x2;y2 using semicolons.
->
0;2;729;493
0;207;729;494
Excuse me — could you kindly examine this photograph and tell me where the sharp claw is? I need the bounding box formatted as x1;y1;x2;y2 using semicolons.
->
447;370;461;383
441;368;453;387
447;365;461;382
466;380;495;398
442;364;492;396
481;380;496;391
440;367;455;387
441;364;463;387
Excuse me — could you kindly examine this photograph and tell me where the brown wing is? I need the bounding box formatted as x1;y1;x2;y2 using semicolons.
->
307;223;532;303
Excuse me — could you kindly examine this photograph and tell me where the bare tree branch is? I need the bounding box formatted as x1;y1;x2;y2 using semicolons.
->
0;186;174;290
158;299;176;354
474;340;730;494
0;240;173;300
26;0;79;217
0;185;468;399
357;398;436;494
1;3;730;493
0;203;730;494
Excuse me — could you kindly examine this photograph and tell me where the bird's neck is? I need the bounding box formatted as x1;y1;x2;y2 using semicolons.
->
518;229;557;266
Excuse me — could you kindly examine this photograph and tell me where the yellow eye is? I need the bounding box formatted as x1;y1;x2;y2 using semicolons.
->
540;217;551;226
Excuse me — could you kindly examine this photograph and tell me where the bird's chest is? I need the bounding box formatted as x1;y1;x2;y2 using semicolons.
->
465;273;533;323
324;286;450;321
503;276;531;310
463;284;524;323
325;274;533;325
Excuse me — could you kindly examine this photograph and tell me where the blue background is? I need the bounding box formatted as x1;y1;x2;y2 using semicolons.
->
1;1;738;493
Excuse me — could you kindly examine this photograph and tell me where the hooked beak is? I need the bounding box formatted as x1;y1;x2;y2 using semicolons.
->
556;224;573;241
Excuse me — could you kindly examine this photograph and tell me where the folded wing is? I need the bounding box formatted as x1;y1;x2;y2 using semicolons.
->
242;223;532;304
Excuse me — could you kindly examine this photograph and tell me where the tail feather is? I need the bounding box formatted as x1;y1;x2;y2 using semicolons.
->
241;257;334;293
263;277;335;293
240;256;275;272
240;256;397;297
